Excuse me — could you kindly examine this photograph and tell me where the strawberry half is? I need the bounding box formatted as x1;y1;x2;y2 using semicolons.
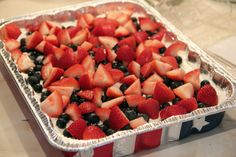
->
78;102;97;114
26;31;43;49
153;82;175;104
67;118;87;139
51;77;79;89
197;85;218;106
175;97;198;113
139;17;160;31
121;74;137;85
64;63;85;78
65;103;82;121
125;95;146;107
92;88;103;106
101;96;125;109
140;61;154;77
98;36;118;49
137;98;160;119
16;53;35;72
118;36;136;49
130;117;147;129
41;62;53;81
160;56;178;69
134;31;148;43
106;83;123;98
128;61;141;78
57;29;71;45
164;41;187;57
160;105;187;120
93;64;114;88
79;74;93;90
83;126;106;140
117;45;136;63
142;81;156;95
166;68;185;81
47;86;74;98
93;47;106;63
109;106;129;130
108;69;124;83
136;48;153;66
4;39;20;51
152;60;173;76
173;83;194;100
77;90;94;100
184;69;200;90
4;23;21;39
10;49;22;61
43;67;64;88
124;79;141;95
95;108;111;122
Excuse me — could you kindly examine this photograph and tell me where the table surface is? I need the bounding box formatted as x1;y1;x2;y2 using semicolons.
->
1;0;236;157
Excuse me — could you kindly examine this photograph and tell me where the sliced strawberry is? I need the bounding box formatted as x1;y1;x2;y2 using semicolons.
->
140;61;154;77
92;88;103;106
137;98;160;119
41;62;53;80
197;84;218;106
107;12;130;25
130;117;147;129
52;47;75;69
4;39;20;51
77;90;94;100
160;105;187;120
183;69;200;90
83;13;95;25
153;82;175;104
166;68;185;81
124;79;141;95
123;20;137;33
160;56;178;69
136;48;153;66
10;49;22;61
142;81;156;95
64;64;85;78
139;17;160;31
106;48;117;62
136;43;145;58
125;95;146;107
176;97;198;112
173;83;194;100
81;55;95;75
151;29;166;41
83;126;106;140
46;20;62;29
67;26;81;38
93;64;114;88
45;34;58;46
164;41;187;57
93;18;119;28
117;45;135;63
26;31;43;49
134;31;148;43
98;36;118;49
77;15;89;28
144;39;165;53
101;96;124;108
80;41;93;51
78;102;97;114
121;74;137;85
108;69;124;82
57;29;71;45
128;61;140;78
35;40;46;53
92;25;116;36
67;118;87;139
65;103;83;121
106;82;123;98
4;23;21;39
103;62;112;71
118;36;136;49
88;35;100;47
109;106;129;130
40;91;63;118
49;26;61;35
162;31;177;43
145;73;163;83
115;26;130;37
93;47;106;63
95;108;111;122
43;67;64;87
44;42;55;55
16;53;35;72
79;74;93;90
152;60;173;76
62;95;70;108
71;28;88;46
74;46;88;63
47;86;74;98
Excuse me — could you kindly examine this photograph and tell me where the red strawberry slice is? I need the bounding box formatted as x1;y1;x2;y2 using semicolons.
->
144;40;165;53
78;102;97;114
4;39;20;51
4;23;21;39
139;17;161;31
57;29;71;45
103;63;112;71
164;41;187;57
145;73;163;83
98;36;118;49
40;90;63;118
35;40;46;53
101;96;124;108
10;49;22;61
197;85;218;106
80;41;93;51
64;63;85;78
123;20;137;33
74;46;88;64
93;47;106;63
43;67;64;87
125;95;146;107
88;35;100;47
151;29;166;41
108;69;124;82
115;26;130;37
140;61;154;77
176;97;198;112
183;69;200;90
79;74;93;90
71;29;88;46
41;62;53;81
52;47;75;69
77;90;94;100
83;13;95;25
162;31;177;42
128;61;140;78
121;74;137;85
81;55;95;75
142;81;156;95
107;12;130;25
160;105;187;120
137;98;160;119
166;68;185;81
93;18;119;28
16;53;35;72
77;15;89;28
136;42;145;57
160;56;178;69
49;26;61;35
106;83;123;98
67;26;81;38
83;126;106;140
134;31;148;43
95;108;111;122
26;31;43;49
117;45;135;63
153;82;175;104
93;64;114;88
65;103;82;121
173;83;194;99
43;42;55;55
136;48;153;66
106;48;117;62
124;79;141;95
152;60;173;76
61;95;70;108
92;25;116;36
118;36;136;49
45;34;58;46
109;106;129;130
67;118;87;139
130;117;147;129
51;78;79;89
92;88;103;106
47;86;74;98
46;20;61;29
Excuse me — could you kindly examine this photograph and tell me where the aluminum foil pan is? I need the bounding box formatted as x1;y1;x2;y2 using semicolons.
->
0;0;236;156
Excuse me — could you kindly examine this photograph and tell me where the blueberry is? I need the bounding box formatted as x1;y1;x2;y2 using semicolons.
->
63;129;72;138
146;31;155;36
34;64;42;71
201;80;210;87
28;75;40;85
84;113;100;124
101;94;111;102
103;120;110;127
124;109;137;120
159;47;166;54
70;92;79;103
56;118;67;129
162;76;171;86
198;102;206;108
33;84;43;93
40;91;51;102
58;114;70;123
119;101;129;110
89;51;95;57
112;61;122;69
112;44;119;52
101;60;108;65
146;95;153;99
106;129;116;135
29;55;36;61
120;83;129;93
138;113;149;122
172;97;181;104
20;46;28;52
26;32;32;36
131;17;140;30
170;81;183;89
20;38;26;46
34;72;42;80
27;70;35;76
97;124;109;132
35;56;44;65
131;17;138;23
121;124;132;130
77;97;86;105
160;102;170;110
140;75;146;82
119;65;128;73
175;56;182;64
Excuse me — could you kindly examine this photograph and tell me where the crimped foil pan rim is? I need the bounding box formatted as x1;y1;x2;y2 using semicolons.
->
0;0;236;152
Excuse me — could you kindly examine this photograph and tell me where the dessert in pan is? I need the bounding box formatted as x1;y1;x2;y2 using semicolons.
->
0;0;235;156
